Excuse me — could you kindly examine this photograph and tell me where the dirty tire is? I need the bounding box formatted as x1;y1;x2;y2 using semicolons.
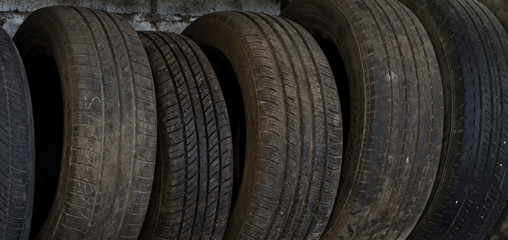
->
492;209;508;239
183;11;342;240
0;27;34;240
13;6;157;239
478;0;508;33
394;0;508;239
282;0;444;239
137;31;233;240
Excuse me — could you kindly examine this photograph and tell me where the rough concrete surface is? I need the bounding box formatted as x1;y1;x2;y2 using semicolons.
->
0;0;281;36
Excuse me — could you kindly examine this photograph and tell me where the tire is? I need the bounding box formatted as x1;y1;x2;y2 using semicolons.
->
0;26;34;240
183;11;343;239
281;0;444;239
492;211;508;239
13;6;157;239
137;31;233;239
478;0;508;33
395;0;508;239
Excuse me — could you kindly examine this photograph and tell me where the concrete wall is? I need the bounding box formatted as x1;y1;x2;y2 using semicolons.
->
0;0;282;37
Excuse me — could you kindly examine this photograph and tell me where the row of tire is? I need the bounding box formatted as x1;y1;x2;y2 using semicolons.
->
0;0;507;239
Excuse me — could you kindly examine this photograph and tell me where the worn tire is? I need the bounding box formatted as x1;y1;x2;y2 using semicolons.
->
478;0;508;33
395;0;508;239
183;11;342;239
492;207;508;239
137;31;233;239
282;0;444;239
13;6;157;239
0;27;34;240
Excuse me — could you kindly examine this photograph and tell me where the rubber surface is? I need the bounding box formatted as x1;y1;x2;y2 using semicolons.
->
0;26;34;240
183;11;343;240
395;0;508;239
14;6;157;239
479;1;508;239
478;0;508;33
282;0;444;239
138;31;233;240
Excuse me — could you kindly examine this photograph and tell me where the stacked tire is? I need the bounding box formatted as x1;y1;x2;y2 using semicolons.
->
13;6;158;239
0;24;34;240
137;31;234;239
182;11;343;239
395;1;508;239
281;0;445;238
0;1;507;239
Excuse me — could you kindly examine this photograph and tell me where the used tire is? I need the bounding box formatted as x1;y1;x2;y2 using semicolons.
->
492;207;508;239
13;6;157;239
0;26;34;240
395;0;508;239
183;11;343;239
478;0;508;33
282;0;444;239
137;31;233;239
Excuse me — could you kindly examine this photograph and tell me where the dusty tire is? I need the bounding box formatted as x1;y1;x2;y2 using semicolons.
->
137;31;233;239
183;11;342;239
478;0;508;33
492;210;508;239
395;0;508;239
282;0;444;239
13;6;157;239
0;27;34;240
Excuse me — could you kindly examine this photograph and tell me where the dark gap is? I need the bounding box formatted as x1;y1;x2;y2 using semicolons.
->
203;47;246;214
26;55;63;238
315;37;350;157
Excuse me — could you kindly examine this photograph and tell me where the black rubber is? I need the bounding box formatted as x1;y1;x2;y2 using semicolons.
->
395;0;508;239
0;26;34;240
479;1;508;239
13;6;157;239
492;209;508;239
137;31;233;239
478;0;508;33
282;0;444;239
183;11;343;239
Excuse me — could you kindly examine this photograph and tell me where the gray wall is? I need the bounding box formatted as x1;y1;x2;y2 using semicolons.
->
0;0;282;36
